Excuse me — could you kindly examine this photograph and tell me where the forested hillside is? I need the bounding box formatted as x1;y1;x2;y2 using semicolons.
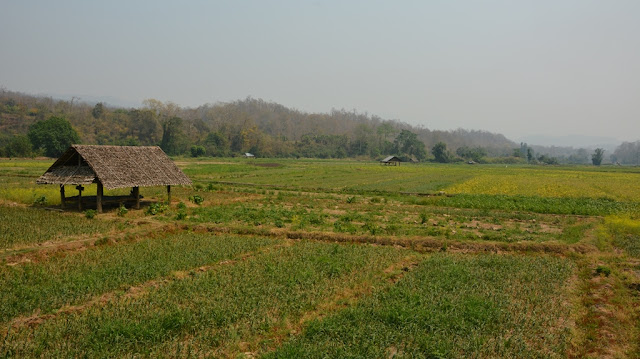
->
0;89;519;160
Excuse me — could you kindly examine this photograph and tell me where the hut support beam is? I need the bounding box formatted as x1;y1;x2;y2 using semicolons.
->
60;185;66;209
167;185;171;203
133;186;140;209
76;185;84;211
97;182;103;213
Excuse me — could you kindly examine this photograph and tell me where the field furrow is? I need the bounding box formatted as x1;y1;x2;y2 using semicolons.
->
1;241;410;357
0;233;276;324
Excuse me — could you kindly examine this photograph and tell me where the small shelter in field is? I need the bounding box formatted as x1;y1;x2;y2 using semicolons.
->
244;152;255;158
381;156;402;166
37;145;192;213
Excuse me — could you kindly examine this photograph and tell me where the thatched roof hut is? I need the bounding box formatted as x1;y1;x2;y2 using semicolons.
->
381;156;402;166
37;145;191;212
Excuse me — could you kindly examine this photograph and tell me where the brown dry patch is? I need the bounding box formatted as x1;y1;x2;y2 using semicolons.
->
283;230;595;256
323;208;347;216
0;200;27;207
537;223;563;234
2;240;295;335
569;253;640;359
204;192;265;206
188;223;596;256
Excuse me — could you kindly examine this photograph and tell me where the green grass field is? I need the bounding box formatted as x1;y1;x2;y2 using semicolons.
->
1;158;639;358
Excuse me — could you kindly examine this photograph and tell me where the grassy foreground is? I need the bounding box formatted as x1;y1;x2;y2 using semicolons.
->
1;157;639;358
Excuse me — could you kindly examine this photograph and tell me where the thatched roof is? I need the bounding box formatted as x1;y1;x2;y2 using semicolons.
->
37;145;192;189
381;156;402;163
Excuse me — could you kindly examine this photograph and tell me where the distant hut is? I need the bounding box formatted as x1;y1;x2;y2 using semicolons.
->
244;153;255;158
380;156;402;166
37;145;192;213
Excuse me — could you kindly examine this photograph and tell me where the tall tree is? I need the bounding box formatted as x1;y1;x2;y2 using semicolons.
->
592;148;605;166
394;130;427;161
27;116;80;157
91;102;105;119
160;116;184;155
432;142;451;163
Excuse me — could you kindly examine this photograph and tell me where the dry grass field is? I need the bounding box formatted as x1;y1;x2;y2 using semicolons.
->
1;157;639;358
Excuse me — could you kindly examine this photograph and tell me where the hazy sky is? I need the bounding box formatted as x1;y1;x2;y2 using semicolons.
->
2;1;639;142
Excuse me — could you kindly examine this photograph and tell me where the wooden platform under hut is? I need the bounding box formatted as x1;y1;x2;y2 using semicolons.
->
37;145;192;213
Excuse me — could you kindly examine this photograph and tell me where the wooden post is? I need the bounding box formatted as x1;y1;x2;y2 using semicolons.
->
167;185;171;204
60;185;66;209
97;182;103;213
76;185;84;211
133;186;140;209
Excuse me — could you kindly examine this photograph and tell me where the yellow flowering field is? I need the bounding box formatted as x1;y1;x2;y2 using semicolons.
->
446;167;640;202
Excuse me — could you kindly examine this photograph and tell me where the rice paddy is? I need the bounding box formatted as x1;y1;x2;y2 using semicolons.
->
1;157;639;358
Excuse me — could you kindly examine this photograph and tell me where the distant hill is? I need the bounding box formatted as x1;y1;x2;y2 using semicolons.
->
0;89;517;160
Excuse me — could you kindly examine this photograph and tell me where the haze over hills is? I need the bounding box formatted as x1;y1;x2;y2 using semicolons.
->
46;93;143;110
517;135;621;152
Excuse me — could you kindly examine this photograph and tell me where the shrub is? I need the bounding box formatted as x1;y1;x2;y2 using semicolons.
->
117;204;128;217
145;202;168;215
206;183;219;191
596;265;611;277
84;209;97;219
175;210;187;220
189;195;204;205
33;195;47;206
420;212;429;224
190;145;206;157
362;222;381;235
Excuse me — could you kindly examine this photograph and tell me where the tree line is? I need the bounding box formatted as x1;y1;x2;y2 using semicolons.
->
0;89;634;165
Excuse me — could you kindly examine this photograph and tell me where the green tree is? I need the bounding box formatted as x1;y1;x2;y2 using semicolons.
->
92;102;105;119
537;154;559;165
527;148;534;163
190;145;206;157
456;146;487;162
160;116;184;155
27;116;80;157
394;130;427;161
4;135;33;157
432;142;451;163
592;148;605;166
204;131;230;157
